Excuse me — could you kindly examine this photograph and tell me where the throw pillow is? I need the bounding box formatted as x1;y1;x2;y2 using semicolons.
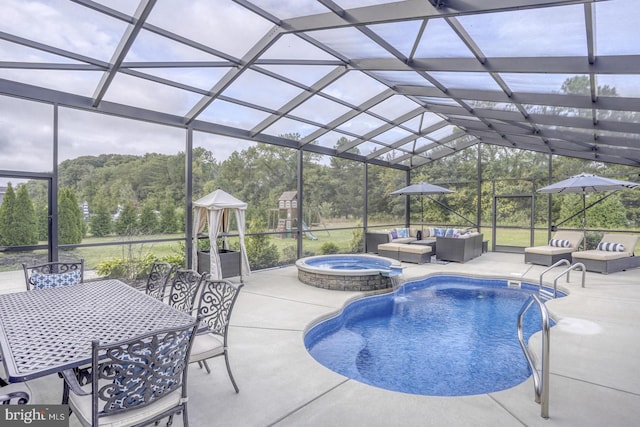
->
434;228;445;237
397;228;408;238
597;242;625;252
445;228;455;237
390;229;398;239
549;238;570;248
31;270;81;290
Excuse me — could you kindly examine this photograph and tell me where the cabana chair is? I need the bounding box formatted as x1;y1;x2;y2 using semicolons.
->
22;259;84;290
524;231;584;266
61;319;200;427
144;261;176;301
189;276;243;393
572;233;640;274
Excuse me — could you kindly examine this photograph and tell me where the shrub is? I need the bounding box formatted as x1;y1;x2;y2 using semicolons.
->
320;242;340;254
349;223;364;253
96;253;180;283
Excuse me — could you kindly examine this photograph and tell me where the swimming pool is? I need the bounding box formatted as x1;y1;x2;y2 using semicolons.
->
305;275;562;396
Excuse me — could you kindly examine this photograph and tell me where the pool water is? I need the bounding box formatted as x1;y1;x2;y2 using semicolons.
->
303;255;395;271
305;276;560;396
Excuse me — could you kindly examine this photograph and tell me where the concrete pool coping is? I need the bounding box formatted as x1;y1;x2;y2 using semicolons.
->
2;252;640;426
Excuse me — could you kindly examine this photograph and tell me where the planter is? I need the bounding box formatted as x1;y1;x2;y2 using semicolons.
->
197;249;241;278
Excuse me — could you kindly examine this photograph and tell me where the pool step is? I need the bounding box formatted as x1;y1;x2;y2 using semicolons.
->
539;288;555;301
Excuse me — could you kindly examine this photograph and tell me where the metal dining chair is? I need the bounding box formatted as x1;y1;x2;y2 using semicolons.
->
166;269;203;314
189;275;244;393
61;319;200;427
22;260;84;290
144;261;176;301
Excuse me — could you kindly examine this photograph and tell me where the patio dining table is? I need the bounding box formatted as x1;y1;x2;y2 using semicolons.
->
0;279;196;383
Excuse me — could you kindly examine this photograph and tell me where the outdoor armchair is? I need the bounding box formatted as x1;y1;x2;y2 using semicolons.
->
189;276;243;393
22;260;84;290
145;261;176;301
61;318;200;427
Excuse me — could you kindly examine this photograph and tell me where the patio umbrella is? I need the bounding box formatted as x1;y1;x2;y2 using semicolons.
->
537;173;639;248
391;182;454;232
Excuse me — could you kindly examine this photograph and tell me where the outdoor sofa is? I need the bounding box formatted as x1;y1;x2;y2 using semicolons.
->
524;230;584;266
366;227;483;263
435;232;483;263
571;233;640;274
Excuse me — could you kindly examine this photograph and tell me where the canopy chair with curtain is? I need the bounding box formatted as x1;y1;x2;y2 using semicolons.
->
192;189;251;280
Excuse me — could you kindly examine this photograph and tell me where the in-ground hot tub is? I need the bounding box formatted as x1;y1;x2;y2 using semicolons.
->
295;254;403;291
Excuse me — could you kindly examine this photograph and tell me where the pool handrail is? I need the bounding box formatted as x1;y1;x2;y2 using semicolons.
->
538;259;571;297
552;263;586;297
517;294;550;419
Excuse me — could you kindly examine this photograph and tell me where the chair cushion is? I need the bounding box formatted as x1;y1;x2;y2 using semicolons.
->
189;333;224;363
31;270;81;289
69;386;183;427
597;242;625;252
549;238;571;248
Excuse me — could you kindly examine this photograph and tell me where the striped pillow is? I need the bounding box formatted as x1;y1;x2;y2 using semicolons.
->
549;238;570;248
597;242;625;252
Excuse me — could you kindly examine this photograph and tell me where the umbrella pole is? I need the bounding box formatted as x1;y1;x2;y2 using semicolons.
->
421;196;424;235
582;191;587;250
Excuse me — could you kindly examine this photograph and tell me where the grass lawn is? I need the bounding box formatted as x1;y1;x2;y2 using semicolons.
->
3;226;638;273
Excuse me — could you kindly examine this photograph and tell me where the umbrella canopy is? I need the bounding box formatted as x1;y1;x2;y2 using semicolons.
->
537;173;639;194
391;182;454;231
390;182;455;196
537;173;639;248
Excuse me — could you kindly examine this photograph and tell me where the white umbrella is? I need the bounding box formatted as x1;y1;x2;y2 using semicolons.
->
391;182;454;232
537;173;639;248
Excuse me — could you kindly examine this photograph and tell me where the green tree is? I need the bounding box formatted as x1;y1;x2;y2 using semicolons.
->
15;184;38;245
160;204;178;233
0;183;18;245
245;218;279;269
138;202;160;234
35;202;48;241
58;187;84;244
114;201;138;236
89;203;112;237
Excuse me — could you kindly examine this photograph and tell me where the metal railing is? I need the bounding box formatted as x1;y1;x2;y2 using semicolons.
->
517;294;551;419
538;259;570;297
538;259;586;299
551;263;586;298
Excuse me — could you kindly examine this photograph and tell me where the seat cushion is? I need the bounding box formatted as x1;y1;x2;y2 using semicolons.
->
572;250;631;261
189;333;224;363
398;245;431;255
524;246;574;255
69;386;183;427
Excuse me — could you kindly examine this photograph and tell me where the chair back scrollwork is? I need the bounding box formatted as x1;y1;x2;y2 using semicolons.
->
167;269;203;314
145;261;175;300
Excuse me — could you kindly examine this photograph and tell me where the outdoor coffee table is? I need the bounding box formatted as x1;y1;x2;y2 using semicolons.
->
0;279;196;383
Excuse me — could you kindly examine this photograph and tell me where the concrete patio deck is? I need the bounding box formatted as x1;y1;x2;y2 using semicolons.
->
2;252;640;426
